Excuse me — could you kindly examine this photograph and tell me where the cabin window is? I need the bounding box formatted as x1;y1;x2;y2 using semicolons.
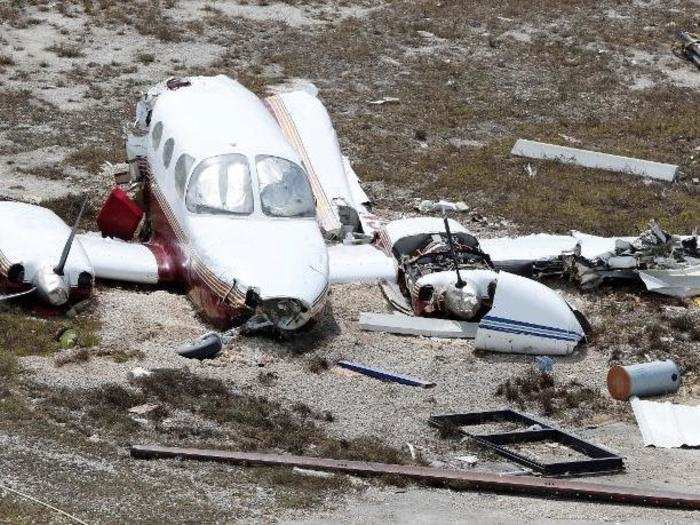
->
174;153;195;195
162;138;175;168
255;155;316;218
186;154;253;215
151;121;163;149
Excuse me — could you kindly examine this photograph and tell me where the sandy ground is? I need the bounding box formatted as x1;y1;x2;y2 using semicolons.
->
1;0;699;523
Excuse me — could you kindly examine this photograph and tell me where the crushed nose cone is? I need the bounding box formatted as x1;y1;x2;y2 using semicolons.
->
475;272;585;355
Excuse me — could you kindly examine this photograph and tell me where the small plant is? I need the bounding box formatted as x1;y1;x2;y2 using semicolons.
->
305;354;329;374
46;42;84;58
0;351;19;380
136;52;155;65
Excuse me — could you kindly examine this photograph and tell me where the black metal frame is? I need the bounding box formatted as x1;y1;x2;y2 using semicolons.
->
429;409;624;477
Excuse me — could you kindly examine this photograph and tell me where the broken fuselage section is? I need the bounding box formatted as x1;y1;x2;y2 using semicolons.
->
120;76;331;331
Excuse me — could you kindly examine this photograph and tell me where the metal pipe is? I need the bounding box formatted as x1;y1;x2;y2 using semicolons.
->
130;445;700;510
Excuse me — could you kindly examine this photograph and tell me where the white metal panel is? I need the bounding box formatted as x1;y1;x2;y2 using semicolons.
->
0;202;92;287
511;139;679;182
475;272;585;355
479;234;578;264
382;217;469;249
77;233;159;284
638;265;700;298
631;397;700;448
328;244;396;284
359;312;477;338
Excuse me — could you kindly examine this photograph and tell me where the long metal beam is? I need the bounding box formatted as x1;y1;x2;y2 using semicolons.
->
130;445;700;511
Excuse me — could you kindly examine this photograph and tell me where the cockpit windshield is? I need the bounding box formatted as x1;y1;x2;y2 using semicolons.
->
186;154;253;215
256;155;316;218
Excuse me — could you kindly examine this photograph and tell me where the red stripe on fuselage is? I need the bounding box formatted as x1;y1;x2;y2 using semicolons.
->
139;160;249;328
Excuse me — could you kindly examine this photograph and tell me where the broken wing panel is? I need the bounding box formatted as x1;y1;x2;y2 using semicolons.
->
267;90;374;237
479;234;578;275
77;233;159;284
328;244;397;284
638;265;700;298
475;272;585;356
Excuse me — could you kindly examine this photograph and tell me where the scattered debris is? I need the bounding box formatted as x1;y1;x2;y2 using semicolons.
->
677;32;700;69
176;332;223;360
481;222;700;298
415;199;469;214
292;467;335;479
631;397;700;448
524;163;537;178
359;312;477;338
607;360;681;401
511;139;679;182
336;360;436;389
455;455;478;466
367;96;400;105
130;445;699;510
128;403;161;416
128;367;152;382
429;410;624;476
534;356;555;374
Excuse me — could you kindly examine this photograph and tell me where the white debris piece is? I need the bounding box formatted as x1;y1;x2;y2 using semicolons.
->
456;455;478;466
630;397;700;448
128;367;152;381
415;199;469;213
359;312;478;338
367;97;400;105
128;403;161;415
511;139;679;182
638;264;700;299
292;467;335;479
479;234;578;265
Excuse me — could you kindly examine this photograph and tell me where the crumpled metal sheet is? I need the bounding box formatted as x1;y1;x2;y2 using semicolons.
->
630;397;700;448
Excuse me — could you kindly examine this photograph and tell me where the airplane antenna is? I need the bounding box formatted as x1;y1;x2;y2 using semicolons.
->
55;196;88;276
442;207;466;289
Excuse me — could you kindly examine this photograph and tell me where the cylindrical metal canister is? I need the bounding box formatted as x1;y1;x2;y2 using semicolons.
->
607;360;681;400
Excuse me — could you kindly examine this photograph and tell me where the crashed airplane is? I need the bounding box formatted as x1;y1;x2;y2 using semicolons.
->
0;75;588;353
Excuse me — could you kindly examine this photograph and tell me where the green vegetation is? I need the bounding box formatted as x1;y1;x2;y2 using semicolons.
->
0;308;100;357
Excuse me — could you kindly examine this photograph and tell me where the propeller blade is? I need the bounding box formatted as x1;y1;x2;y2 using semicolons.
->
54;196;88;276
0;287;37;302
442;212;466;289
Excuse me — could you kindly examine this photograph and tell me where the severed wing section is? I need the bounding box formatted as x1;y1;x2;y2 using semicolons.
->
327;244;397;284
77;233;159;284
266;88;382;239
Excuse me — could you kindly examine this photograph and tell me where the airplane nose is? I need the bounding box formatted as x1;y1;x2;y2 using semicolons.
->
260;297;312;331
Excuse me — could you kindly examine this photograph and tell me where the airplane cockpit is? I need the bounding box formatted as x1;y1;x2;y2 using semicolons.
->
185;153;316;219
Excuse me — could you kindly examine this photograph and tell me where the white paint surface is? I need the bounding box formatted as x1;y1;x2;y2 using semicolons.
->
511;139;678;182
631;397;700;448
